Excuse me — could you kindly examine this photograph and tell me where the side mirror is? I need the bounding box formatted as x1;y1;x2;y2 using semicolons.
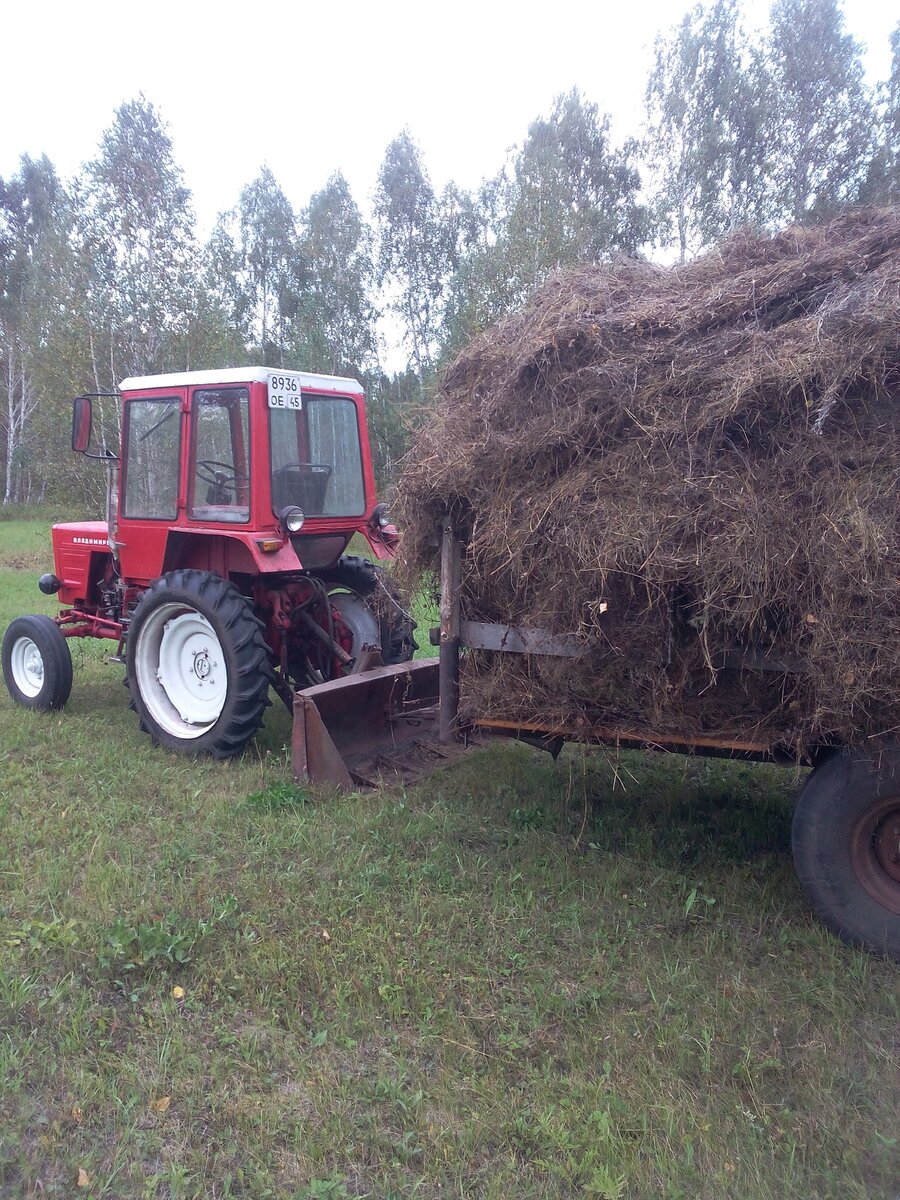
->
71;396;93;453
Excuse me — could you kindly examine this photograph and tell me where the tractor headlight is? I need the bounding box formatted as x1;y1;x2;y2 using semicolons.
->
279;506;305;534
38;573;63;595
372;502;391;529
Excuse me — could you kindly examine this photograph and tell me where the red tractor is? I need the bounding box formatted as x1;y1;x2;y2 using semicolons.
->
1;367;416;757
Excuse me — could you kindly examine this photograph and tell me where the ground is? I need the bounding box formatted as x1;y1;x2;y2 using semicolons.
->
0;512;897;1199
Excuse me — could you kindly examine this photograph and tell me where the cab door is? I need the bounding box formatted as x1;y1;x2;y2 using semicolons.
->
116;388;188;583
186;386;251;525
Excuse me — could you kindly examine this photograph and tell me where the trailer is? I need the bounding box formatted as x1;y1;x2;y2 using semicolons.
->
293;521;900;963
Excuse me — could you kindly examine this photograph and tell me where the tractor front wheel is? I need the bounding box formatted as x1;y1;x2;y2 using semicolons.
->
126;570;271;758
2;615;73;711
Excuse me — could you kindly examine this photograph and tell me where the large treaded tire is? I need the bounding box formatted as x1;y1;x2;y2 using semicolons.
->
792;747;900;960
321;555;417;665
319;554;377;595
125;570;272;759
2;615;73;711
371;569;418;664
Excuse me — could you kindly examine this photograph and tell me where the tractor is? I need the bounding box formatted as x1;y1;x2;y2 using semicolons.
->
1;367;416;757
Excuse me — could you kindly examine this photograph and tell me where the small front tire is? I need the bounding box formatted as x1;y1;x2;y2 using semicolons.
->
792;748;900;960
2;615;73;711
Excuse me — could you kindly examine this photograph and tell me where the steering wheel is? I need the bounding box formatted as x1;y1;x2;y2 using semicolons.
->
195;459;248;486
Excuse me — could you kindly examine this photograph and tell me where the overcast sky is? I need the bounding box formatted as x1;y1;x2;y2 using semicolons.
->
1;0;895;234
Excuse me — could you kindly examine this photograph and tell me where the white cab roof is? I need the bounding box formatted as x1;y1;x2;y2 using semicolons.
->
119;367;363;394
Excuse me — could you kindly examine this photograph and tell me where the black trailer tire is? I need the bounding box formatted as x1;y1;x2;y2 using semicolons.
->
2;615;73;711
125;570;272;759
792;748;900;960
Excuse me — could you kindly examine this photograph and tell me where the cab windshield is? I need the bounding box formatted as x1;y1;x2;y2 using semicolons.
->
270;397;365;517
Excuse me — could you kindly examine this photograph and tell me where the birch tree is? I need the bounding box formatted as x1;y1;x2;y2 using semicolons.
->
764;0;873;222
235;166;296;362
293;172;378;375
80;96;199;380
374;132;461;380
645;1;769;257
0;155;60;504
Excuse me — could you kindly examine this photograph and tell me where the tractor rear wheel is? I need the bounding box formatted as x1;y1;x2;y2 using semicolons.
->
792;747;900;960
2;615;73;711
321;555;418;665
372;568;419;664
126;570;272;759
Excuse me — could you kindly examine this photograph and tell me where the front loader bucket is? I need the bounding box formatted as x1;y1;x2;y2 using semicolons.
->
292;660;440;789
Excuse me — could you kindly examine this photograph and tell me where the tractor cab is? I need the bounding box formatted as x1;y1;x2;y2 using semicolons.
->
68;368;398;593
117;369;367;528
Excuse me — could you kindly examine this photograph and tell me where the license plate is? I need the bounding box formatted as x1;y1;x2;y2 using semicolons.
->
267;373;303;410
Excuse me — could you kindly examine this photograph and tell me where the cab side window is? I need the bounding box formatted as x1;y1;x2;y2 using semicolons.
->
123;398;181;520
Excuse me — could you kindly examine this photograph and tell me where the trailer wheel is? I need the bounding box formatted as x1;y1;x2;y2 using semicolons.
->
2;615;73;711
792;748;900;960
126;570;272;759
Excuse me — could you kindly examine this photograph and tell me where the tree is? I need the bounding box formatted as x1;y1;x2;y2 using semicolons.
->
362;367;420;488
507;89;646;282
81;96;199;378
292;172;378;375
0;155;62;504
888;25;900;200
374;132;461;380
201;215;254;363
16;201;110;508
234;166;296;362
861;23;900;204
764;0;874;222
439;172;520;363
645;1;770;258
442;92;646;359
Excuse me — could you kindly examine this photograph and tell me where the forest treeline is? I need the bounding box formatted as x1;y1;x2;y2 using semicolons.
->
1;0;898;506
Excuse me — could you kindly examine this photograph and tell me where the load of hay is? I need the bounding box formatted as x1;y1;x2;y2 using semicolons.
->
397;208;900;751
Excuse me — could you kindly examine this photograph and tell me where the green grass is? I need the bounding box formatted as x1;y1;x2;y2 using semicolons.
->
0;512;65;569
0;517;897;1199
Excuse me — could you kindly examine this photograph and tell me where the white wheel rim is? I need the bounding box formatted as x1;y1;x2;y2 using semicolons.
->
330;592;380;658
134;603;228;739
10;636;44;698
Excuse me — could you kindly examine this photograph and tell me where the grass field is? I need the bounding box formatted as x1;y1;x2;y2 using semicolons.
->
0;517;897;1199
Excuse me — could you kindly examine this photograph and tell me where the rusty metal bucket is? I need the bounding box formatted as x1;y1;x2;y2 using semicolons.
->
292;660;441;789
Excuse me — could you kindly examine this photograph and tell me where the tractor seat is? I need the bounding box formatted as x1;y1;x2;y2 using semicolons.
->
272;464;332;514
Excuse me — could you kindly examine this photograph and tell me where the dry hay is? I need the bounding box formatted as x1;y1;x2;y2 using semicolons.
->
396;208;900;751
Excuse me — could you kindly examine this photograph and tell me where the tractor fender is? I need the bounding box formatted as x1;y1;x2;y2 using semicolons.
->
162;529;301;577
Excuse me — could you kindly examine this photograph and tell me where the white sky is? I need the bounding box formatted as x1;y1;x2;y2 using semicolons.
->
1;0;895;236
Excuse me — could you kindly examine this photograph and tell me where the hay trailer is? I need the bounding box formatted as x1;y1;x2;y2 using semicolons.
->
294;521;900;963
